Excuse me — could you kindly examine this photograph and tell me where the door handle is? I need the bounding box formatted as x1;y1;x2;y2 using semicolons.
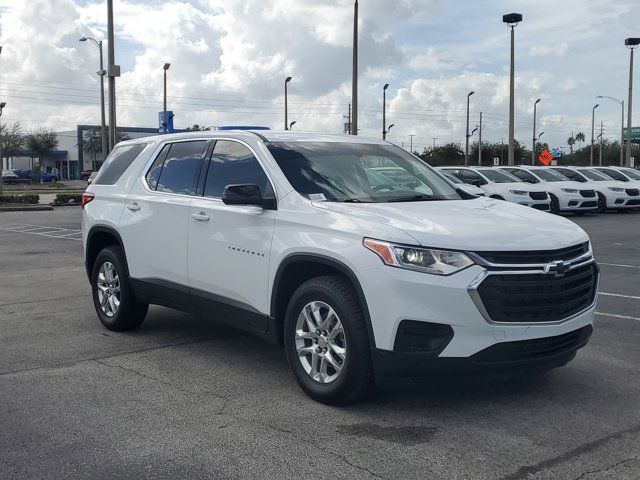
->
127;203;141;211
191;212;210;222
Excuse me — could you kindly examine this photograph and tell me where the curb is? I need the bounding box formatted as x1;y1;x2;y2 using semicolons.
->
51;203;82;208
0;205;54;212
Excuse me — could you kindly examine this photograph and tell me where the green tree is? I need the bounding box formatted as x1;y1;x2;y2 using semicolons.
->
574;132;586;151
25;128;58;173
1;121;24;163
418;142;464;165
185;124;210;131
567;136;575;154
82;128;102;171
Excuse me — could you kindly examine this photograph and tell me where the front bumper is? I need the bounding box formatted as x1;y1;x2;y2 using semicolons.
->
359;257;597;377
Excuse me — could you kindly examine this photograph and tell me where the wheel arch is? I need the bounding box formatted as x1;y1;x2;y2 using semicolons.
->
270;253;375;348
85;225;128;280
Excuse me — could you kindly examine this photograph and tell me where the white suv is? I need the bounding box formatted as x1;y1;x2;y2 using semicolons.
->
82;131;598;404
438;166;551;210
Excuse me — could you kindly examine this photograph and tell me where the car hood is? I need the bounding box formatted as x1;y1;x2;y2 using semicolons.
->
312;198;588;251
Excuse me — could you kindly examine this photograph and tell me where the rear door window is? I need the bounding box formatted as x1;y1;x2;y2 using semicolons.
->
93;143;146;185
155;141;209;195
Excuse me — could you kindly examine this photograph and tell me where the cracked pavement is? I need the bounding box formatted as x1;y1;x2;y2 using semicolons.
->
1;209;640;479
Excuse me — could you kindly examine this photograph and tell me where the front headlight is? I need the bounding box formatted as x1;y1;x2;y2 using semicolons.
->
509;190;529;196
363;238;475;275
561;188;579;193
608;187;624;192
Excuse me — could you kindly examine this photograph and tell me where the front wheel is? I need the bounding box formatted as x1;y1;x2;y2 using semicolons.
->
597;193;607;213
91;246;148;331
284;276;373;405
549;194;560;214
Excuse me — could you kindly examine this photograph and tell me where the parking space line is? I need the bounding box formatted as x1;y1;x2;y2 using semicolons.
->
599;292;640;301
0;225;82;241
596;312;640;322
599;262;640;269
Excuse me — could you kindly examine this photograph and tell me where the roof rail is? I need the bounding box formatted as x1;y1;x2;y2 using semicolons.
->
248;130;270;142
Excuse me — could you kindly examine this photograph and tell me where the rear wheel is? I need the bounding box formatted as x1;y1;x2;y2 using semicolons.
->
284;276;373;405
549;194;560;214
91;246;148;331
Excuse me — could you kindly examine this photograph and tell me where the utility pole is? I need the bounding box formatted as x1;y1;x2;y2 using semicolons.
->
409;134;415;154
382;83;389;139
351;0;358;135
478;112;483;165
625;38;639;166
591;104;599;166
284;76;292;130
0;101;4;197
162;63;170;134
431;137;437;150
343;103;351;134
106;0;119;150
501;138;505;165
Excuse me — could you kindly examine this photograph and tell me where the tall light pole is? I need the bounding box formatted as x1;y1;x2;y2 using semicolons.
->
409;134;415;154
162;63;170;134
289;121;296;130
382;83;389;139
625;38;639;166
0;102;5;196
284;76;292;130
503;13;523;165
465;91;474;165
79;37;108;161
351;0;358;135
591;104;599;166
532;98;541;165
597;95;624;165
106;0;119;150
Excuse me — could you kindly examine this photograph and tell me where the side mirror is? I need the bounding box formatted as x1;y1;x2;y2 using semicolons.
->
222;184;276;210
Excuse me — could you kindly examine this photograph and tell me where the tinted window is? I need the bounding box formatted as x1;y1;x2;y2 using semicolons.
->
204;140;272;198
146;144;170;190
156;141;208;195
459;169;483;184
555;168;586;183
507;169;539;183
478;169;520;183
267;142;459;202
597;168;627;181
93;143;146;185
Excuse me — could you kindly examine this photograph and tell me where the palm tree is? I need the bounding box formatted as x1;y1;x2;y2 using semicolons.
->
567;136;575;154
575;132;586;151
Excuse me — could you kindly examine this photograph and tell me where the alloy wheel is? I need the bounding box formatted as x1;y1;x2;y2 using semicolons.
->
295;301;346;384
97;261;120;317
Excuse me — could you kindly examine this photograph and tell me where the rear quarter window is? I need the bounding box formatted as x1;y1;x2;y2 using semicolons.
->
93;143;147;185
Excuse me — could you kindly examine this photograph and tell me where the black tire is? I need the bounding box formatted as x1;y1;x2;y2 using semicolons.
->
549;194;560;214
91;245;148;331
284;275;373;405
596;193;607;213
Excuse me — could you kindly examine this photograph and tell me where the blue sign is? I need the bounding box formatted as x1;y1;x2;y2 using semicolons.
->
158;111;174;134
212;125;270;131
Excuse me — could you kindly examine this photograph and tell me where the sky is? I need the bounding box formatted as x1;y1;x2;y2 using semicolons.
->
0;0;639;153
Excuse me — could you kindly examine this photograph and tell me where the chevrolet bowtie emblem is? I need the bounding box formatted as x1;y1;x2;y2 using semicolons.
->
544;260;570;277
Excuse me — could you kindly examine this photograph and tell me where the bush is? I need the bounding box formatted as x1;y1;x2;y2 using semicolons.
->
0;194;40;204
54;193;83;205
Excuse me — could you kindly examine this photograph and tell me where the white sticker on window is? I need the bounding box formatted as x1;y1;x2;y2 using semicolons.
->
308;193;327;201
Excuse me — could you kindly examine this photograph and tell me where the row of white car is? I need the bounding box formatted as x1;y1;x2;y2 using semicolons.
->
437;165;640;214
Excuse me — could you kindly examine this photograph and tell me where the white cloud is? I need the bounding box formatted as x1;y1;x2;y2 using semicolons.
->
529;43;568;58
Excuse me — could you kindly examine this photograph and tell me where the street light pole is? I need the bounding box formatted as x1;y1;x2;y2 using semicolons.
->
351;0;358;135
532;98;541;165
625;38;639;166
162;63;170;134
503;13;522;166
591;104;599;166
289;121;296;130
597;95;624;166
0;102;5;197
465;91;474;165
382;83;389;139
284;76;292;130
79;37;108;163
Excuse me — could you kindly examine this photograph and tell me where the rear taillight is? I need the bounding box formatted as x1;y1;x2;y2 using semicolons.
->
81;192;95;208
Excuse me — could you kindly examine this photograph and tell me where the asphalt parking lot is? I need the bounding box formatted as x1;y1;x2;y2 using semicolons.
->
1;208;639;480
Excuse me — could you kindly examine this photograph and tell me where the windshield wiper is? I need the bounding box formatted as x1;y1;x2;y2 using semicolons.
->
341;198;375;203
385;194;441;202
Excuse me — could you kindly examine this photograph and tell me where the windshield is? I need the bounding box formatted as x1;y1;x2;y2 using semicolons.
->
581;169;613;181
533;169;568;182
597;168;627;181
267;142;461;202
477;169;521;183
621;168;640;180
442;172;462;184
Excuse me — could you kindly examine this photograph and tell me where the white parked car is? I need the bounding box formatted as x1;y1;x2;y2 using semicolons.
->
550;166;640;212
438;166;551;210
439;170;486;196
500;166;598;214
594;166;640;192
82;131;598;404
